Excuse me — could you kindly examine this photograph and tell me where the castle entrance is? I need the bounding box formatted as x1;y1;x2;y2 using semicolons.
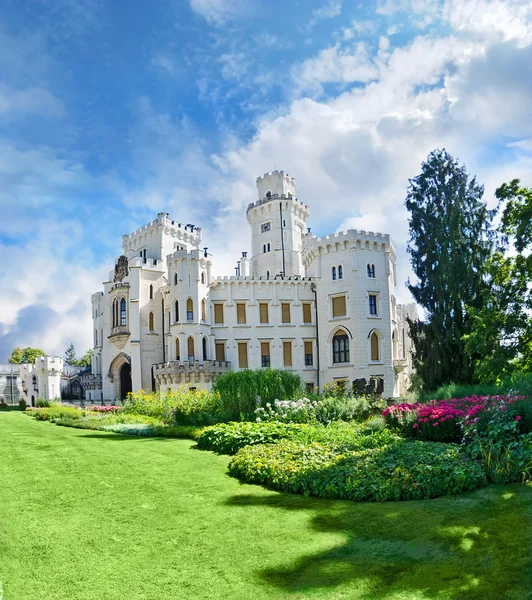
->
119;363;132;400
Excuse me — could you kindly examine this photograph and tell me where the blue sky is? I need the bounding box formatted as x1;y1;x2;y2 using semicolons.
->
1;0;532;361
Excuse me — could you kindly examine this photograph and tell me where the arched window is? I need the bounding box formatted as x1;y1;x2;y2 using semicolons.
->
174;300;179;323
149;285;154;300
267;243;271;252
201;272;205;285
174;273;178;285
175;338;180;361
263;244;266;253
187;336;195;362
266;271;270;278
371;332;380;361
202;336;207;361
333;331;349;363
112;299;117;328
201;299;206;322
149;311;154;332
120;298;127;326
338;265;343;279
187;298;193;321
332;266;337;281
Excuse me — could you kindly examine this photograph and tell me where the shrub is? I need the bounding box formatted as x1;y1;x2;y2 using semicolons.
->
32;405;86;421
18;399;27;410
228;440;487;502
196;421;307;455
100;422;203;439
124;387;222;425
196;421;398;455
36;399;51;408
254;398;322;424
0;401;8;411
213;369;302;420
315;396;388;424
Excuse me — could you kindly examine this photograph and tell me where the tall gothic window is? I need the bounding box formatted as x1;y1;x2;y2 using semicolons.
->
187;336;195;362
332;266;337;280
175;338;180;361
120;298;127;326
201;299;206;322
149;285;154;300
338;265;343;279
149;312;154;332
187;298;194;321
333;331;349;364
174;273;178;285
174;300;179;323
371;332;380;361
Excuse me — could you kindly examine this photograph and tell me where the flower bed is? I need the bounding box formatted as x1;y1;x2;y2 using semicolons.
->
88;405;122;413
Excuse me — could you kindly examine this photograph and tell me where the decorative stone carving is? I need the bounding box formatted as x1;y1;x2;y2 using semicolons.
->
114;255;129;282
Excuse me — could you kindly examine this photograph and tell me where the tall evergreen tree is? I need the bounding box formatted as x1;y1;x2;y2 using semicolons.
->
405;149;494;391
64;343;77;366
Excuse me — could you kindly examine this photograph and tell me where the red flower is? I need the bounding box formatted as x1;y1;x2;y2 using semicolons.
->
516;415;522;421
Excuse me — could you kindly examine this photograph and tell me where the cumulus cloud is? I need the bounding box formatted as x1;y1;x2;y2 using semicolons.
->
189;0;248;25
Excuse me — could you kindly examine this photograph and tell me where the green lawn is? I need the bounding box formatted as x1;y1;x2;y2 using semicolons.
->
1;413;531;600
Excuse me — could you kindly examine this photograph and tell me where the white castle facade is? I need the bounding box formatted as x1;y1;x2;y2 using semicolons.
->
88;171;415;401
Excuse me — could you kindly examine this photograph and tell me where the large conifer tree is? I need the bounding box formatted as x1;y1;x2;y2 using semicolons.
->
405;149;494;391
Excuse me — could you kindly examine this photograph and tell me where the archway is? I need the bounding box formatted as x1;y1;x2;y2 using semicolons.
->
120;363;132;400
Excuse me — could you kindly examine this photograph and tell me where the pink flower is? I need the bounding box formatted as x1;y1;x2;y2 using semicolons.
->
433;422;438;427
424;418;429;423
516;415;522;421
413;423;419;428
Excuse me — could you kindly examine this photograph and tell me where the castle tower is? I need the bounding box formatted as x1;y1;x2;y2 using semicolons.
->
247;171;309;277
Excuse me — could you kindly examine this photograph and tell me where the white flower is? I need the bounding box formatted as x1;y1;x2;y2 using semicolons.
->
256;417;261;422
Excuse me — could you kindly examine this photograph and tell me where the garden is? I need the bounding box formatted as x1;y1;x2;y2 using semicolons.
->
24;369;532;501
2;369;532;599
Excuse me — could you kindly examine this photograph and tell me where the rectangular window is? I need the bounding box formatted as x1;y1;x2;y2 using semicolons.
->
305;382;314;393
283;341;293;367
261;222;271;233
259;303;269;324
236;303;247;324
238;342;248;369
302;302;312;324
261;342;271;368
214;303;224;324
332;295;347;318
304;341;313;366
281;302;291;323
369;294;378;315
215;342;225;362
367;264;376;278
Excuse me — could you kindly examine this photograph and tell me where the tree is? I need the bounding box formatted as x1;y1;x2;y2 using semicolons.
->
8;347;45;364
464;181;532;382
64;343;77;366
77;349;93;368
405;149;494;391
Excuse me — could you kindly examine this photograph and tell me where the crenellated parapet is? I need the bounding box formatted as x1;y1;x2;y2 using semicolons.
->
246;193;310;223
122;212;201;253
302;229;395;269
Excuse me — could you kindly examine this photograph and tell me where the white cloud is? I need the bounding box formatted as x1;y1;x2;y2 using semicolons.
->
292;42;379;96
189;0;248;25
0;85;64;119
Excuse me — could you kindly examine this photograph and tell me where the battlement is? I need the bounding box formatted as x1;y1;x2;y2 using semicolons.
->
256;170;296;200
122;213;202;251
211;274;315;284
304;229;391;247
167;248;210;264
33;356;63;373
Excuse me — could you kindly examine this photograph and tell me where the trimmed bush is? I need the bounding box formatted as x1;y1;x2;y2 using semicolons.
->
32;405;86;421
36;399;52;408
0;402;8;411
196;421;398;455
228;439;488;501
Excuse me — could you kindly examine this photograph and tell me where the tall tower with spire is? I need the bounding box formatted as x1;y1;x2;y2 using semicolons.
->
246;170;310;278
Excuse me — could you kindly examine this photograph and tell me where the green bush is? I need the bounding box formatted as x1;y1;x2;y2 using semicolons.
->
18;399;27;410
0;401;8;411
228;440;488;501
32;405;85;421
196;421;398;455
213;369;302;420
36;398;52;408
124;387;223;425
315;396;388;423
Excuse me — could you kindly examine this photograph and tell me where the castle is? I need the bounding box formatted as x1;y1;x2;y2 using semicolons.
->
85;171;415;401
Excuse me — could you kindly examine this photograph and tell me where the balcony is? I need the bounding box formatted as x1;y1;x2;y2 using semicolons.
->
108;326;130;350
153;359;231;387
393;358;408;373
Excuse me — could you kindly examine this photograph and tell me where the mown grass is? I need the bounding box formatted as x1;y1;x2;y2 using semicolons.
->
1;412;531;599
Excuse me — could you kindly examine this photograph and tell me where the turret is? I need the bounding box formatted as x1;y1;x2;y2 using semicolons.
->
247;171;309;278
